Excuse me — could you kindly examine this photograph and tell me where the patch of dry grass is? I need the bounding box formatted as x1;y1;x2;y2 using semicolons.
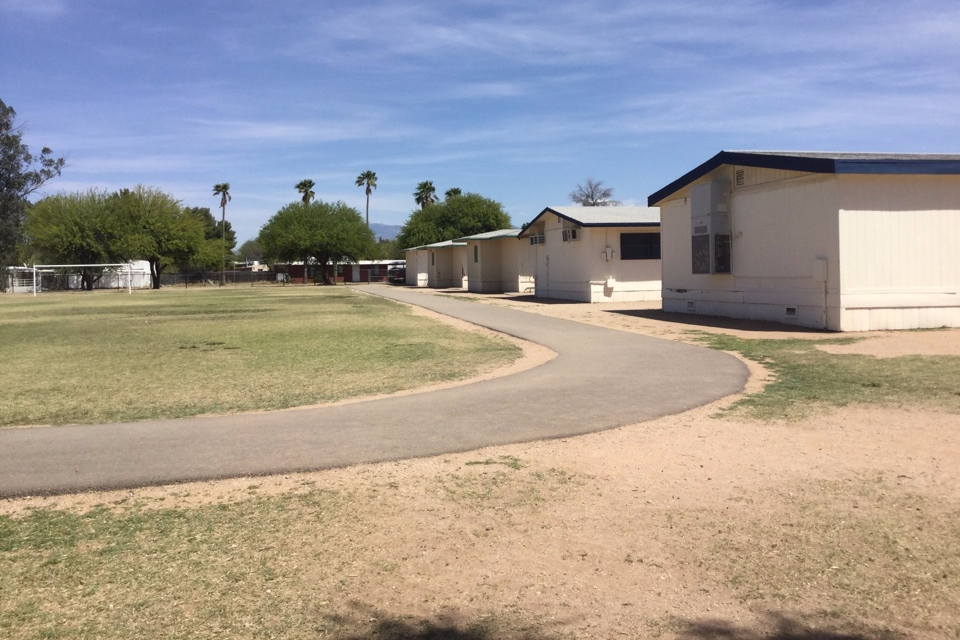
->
3;453;957;639
682;474;960;636
0;287;520;426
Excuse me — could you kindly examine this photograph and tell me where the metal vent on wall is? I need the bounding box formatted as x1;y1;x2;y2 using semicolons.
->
735;168;745;187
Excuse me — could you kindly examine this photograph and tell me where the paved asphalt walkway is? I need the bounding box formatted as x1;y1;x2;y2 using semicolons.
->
0;287;748;498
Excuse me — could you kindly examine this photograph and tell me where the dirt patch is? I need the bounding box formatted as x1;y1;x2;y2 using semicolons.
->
3;296;959;639
816;329;960;358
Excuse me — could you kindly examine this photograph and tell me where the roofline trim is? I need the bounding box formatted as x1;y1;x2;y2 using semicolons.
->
648;151;960;205
520;207;660;234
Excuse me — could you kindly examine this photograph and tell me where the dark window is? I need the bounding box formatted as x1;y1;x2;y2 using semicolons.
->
620;233;661;260
692;235;710;273
714;234;731;273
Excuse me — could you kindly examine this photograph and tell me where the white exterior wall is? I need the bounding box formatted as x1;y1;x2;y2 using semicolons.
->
662;168;841;329
405;249;430;287
661;168;960;331
502;238;536;294
467;240;502;293
428;246;468;289
466;238;536;294
836;175;960;330
533;215;661;303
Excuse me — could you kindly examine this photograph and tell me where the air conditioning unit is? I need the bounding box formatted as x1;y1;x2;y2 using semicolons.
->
529;234;545;245
690;180;731;274
562;228;579;242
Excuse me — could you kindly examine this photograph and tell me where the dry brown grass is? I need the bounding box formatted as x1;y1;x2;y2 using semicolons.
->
0;286;521;426
2;297;959;639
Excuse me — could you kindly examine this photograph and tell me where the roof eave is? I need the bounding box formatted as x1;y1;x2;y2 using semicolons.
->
648;151;960;205
521;207;659;232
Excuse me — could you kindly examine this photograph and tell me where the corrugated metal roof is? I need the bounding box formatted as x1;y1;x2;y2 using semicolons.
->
520;206;660;234
403;239;468;251
453;228;522;242
648;150;960;206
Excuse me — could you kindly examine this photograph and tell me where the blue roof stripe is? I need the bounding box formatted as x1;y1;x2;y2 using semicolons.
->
648;151;960;206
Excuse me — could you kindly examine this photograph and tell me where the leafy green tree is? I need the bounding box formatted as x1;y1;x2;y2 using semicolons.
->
237;238;263;263
113;186;205;289
296;179;315;204
355;170;377;227
413;180;437;210
0;98;65;285
258;200;375;285
23;190;121;290
369;237;401;260
183;206;236;270
396;192;511;249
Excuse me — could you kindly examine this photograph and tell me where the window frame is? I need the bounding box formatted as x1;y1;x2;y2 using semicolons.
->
620;232;661;260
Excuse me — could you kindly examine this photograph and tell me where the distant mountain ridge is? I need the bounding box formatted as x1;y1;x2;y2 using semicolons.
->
370;223;402;240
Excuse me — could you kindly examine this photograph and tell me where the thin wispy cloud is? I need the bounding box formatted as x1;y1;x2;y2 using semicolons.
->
0;0;65;18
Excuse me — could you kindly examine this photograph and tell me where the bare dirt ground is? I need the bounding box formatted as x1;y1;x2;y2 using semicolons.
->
3;293;959;639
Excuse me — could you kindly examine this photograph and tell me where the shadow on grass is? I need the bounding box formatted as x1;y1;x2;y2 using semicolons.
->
325;604;566;640
605;308;827;334
326;607;908;640
678;612;907;640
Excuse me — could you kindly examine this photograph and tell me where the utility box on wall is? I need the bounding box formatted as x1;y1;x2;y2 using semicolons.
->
691;180;731;274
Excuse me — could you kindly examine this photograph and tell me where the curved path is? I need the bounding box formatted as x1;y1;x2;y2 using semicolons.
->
0;287;748;498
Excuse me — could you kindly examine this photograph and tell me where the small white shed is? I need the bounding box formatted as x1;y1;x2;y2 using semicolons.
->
648;151;960;331
454;229;536;294
518;206;662;303
404;247;430;287
404;240;468;289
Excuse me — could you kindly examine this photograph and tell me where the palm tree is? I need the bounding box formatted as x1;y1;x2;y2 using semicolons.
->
444;187;462;199
354;170;377;227
414;181;437;210
213;182;231;286
296;179;315;204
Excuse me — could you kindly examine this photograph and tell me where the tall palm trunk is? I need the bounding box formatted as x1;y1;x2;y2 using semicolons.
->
220;204;226;286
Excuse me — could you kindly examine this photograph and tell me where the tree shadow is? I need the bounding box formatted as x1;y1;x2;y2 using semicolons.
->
677;612;908;640
324;603;565;640
324;606;912;640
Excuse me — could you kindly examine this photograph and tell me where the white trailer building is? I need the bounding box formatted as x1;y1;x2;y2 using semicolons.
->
649;151;960;331
518;206;661;303
454;229;535;294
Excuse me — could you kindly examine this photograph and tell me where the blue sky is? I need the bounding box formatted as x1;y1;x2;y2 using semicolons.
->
3;0;959;243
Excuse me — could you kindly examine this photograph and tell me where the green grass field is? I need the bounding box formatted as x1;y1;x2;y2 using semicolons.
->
0;286;521;427
691;331;960;420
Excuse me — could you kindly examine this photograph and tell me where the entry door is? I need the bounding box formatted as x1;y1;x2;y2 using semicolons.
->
536;249;549;298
